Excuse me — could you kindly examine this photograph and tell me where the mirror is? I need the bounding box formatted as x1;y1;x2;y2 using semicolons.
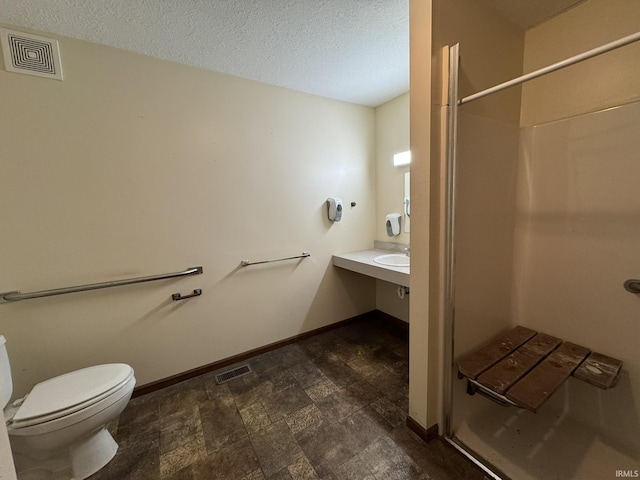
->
404;172;410;233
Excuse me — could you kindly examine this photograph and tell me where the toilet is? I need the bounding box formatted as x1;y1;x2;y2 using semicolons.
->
0;335;136;480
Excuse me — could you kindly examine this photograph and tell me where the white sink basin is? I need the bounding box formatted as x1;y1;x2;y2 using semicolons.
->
373;254;410;267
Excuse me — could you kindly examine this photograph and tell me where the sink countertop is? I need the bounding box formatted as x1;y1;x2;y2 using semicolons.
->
332;249;410;287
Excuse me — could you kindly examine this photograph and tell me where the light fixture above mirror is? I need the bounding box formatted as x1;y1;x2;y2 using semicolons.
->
393;150;411;167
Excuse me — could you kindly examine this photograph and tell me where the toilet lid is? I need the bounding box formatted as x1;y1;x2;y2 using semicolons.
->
13;363;133;424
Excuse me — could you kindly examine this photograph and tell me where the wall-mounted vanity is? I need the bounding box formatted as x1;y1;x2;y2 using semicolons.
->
332;242;409;287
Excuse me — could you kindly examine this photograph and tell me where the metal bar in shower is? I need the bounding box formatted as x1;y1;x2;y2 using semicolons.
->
241;251;310;267
0;266;204;304
460;30;640;105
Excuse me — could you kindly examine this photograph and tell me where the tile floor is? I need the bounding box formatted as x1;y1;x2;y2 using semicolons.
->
91;318;487;480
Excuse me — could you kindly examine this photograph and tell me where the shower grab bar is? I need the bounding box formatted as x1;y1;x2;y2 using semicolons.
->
0;266;204;304
241;251;310;267
460;30;640;105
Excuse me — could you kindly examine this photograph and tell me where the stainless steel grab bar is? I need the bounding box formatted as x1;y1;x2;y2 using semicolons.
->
0;266;203;304
624;279;640;294
241;252;310;267
172;289;202;301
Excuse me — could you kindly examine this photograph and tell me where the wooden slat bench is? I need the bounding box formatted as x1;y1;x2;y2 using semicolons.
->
457;326;623;412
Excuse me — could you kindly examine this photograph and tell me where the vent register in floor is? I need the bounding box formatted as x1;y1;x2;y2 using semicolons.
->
89;319;486;479
215;365;253;385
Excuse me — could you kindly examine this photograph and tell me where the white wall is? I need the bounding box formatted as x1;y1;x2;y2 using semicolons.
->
509;0;640;475
0;26;377;397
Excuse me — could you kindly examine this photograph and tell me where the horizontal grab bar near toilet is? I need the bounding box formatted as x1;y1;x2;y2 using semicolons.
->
623;279;640;294
0;266;204;304
241;251;310;267
172;289;202;301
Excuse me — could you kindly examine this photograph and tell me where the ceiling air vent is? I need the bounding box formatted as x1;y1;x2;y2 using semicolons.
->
0;28;63;81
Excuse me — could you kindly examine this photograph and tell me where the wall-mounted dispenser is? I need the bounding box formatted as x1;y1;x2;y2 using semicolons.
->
327;197;343;222
386;213;401;236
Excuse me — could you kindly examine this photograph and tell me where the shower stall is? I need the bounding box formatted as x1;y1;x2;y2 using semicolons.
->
436;5;640;479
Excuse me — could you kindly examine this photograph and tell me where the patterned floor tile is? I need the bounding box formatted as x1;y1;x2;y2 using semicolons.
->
89;318;485;480
160;436;207;478
249;420;304;478
192;436;259;480
160;406;203;454
262;384;314;422
200;396;248;454
305;378;340;403
284;404;325;435
240;401;273;433
294;418;358;478
287;455;320;480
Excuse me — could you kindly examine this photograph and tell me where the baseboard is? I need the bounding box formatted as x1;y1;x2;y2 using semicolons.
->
133;309;398;398
406;416;438;443
374;310;409;337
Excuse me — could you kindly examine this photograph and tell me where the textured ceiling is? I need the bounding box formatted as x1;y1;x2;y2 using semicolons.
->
0;1;587;107
0;0;409;107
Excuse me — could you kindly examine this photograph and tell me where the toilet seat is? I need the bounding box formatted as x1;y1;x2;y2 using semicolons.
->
8;364;134;431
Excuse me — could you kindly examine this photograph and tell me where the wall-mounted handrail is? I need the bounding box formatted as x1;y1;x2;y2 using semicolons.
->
172;289;203;301
624;279;640;294
0;266;203;304
241;252;310;267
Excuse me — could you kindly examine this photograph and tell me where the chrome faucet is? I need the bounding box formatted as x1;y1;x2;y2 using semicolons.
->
404;245;410;257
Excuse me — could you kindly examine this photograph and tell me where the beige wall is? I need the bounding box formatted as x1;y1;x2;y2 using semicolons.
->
373;92;410;323
375;280;409;323
407;0;432;429
521;0;640;127
427;0;525;432
0;26;377;397
433;0;524;127
374;92;410;244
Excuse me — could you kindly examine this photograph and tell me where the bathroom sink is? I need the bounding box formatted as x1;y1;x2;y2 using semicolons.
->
373;254;410;267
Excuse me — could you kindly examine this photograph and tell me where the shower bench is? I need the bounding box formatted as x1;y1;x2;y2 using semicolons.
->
457;326;623;412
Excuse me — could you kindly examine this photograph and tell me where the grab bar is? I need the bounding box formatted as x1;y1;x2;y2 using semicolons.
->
172;289;202;301
0;266;204;304
624;279;640;294
241;251;310;267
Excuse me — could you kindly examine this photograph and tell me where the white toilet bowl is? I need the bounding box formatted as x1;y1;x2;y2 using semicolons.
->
1;336;136;480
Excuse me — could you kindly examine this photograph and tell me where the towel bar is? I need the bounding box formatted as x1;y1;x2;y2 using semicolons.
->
0;266;204;303
241;252;310;267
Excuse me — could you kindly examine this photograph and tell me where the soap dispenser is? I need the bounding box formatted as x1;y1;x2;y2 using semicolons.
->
386;213;401;236
327;197;343;222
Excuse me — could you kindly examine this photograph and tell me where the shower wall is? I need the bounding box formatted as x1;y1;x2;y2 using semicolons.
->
520;0;640;127
508;101;640;478
450;1;640;478
510;0;640;472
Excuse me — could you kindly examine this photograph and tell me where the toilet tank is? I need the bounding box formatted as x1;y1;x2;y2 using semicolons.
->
0;336;13;409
